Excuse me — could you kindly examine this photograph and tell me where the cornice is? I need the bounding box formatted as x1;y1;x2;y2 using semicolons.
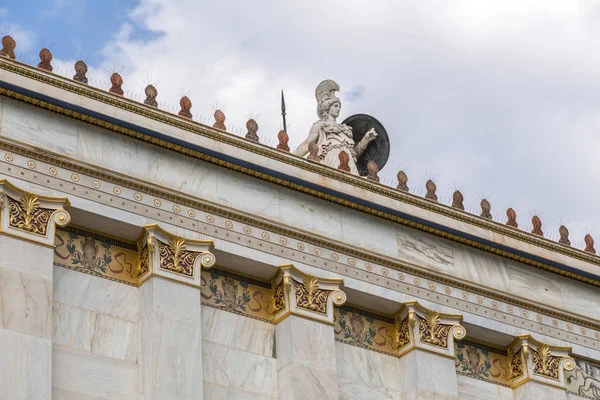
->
1;59;599;282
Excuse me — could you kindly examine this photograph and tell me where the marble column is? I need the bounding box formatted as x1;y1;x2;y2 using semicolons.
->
272;264;347;400
394;301;466;399
509;335;574;400
137;224;215;400
0;180;70;399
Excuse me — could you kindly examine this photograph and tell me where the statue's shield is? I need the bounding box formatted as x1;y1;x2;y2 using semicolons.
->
342;114;390;176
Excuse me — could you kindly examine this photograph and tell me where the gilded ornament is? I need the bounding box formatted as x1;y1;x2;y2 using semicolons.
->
8;193;54;235
417;310;452;348
71;174;79;182
532;343;561;380
92;180;100;188
157;237;200;277
27;160;36;169
294;276;330;314
509;347;524;379
279;237;287;245
225;221;233;229
172;205;180;213
49;167;57;175
297;243;305;250
394;316;411;349
262;232;269;240
271;282;286;315
154;199;162;207
134;193;142;201
381;268;388;276
113;186;121;195
188;209;195;218
4;153;13;162
137;244;150;276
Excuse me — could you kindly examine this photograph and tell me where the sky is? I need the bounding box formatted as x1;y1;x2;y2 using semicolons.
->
2;0;600;249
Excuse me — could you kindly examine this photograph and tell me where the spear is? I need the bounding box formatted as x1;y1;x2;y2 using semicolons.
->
281;90;287;133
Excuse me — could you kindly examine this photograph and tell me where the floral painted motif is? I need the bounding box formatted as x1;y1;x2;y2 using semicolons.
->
200;269;273;322
54;227;138;285
455;341;511;387
334;306;396;356
566;359;600;399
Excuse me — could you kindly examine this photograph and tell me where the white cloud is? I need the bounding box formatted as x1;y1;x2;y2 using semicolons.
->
54;0;600;246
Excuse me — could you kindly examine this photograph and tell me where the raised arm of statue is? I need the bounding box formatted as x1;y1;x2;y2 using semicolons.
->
354;128;378;157
294;122;321;157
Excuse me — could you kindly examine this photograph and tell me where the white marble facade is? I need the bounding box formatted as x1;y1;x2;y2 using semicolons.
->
1;78;600;400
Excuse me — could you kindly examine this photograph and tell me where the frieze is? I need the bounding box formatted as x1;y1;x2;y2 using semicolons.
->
455;340;511;387
2;149;600;351
567;358;600;399
334;306;396;356
200;268;273;322
54;227;138;285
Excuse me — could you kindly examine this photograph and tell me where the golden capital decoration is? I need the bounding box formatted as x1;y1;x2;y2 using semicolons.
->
271;264;346;325
508;335;575;390
0;179;70;247
393;301;466;359
137;224;215;287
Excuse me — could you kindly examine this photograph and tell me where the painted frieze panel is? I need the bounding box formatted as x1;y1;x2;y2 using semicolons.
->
566;359;600;399
455;340;511;387
334;306;397;357
200;268;273;322
54;227;138;285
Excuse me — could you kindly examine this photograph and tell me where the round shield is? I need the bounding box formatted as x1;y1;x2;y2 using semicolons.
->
342;114;390;176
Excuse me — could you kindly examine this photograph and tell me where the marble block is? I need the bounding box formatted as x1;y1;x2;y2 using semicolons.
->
203;382;275;400
398;349;458;397
278;362;338;400
0;235;54;280
53;345;137;400
276;316;337;370
0;329;52;400
53;267;138;322
513;381;566;400
335;342;401;391
457;375;513;400
341;211;398;258
0;265;52;339
202;306;275;357
52;387;104;400
396;227;455;275
139;311;204;399
53;302;96;353
453;247;510;293
139;276;201;322
338;377;403;400
91;313;137;363
202;340;278;397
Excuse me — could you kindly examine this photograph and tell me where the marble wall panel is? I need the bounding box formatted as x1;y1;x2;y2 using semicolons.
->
338;377;404;400
53;345;137;400
202;340;278;397
139;310;203;399
52;387;104;400
457;375;514;400
335;342;402;392
91;314;137;363
452;246;511;293
0;265;52;339
52;302;96;353
202;306;275;358
513;381;566;400
203;382;275;400
396;226;456;275
566;358;600;399
0;329;52;400
53;267;138;322
560;279;600;321
398;349;459;398
276;315;337;370
1;99;77;156
334;306;396;357
277;362;338;400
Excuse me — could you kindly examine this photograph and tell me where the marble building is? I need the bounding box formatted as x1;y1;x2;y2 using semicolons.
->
1;41;600;400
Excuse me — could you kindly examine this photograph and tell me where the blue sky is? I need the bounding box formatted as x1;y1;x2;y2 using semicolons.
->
1;0;157;63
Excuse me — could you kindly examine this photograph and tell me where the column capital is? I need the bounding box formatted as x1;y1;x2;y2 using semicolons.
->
272;264;346;325
137;224;215;288
394;300;466;359
509;334;574;390
0;179;70;247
